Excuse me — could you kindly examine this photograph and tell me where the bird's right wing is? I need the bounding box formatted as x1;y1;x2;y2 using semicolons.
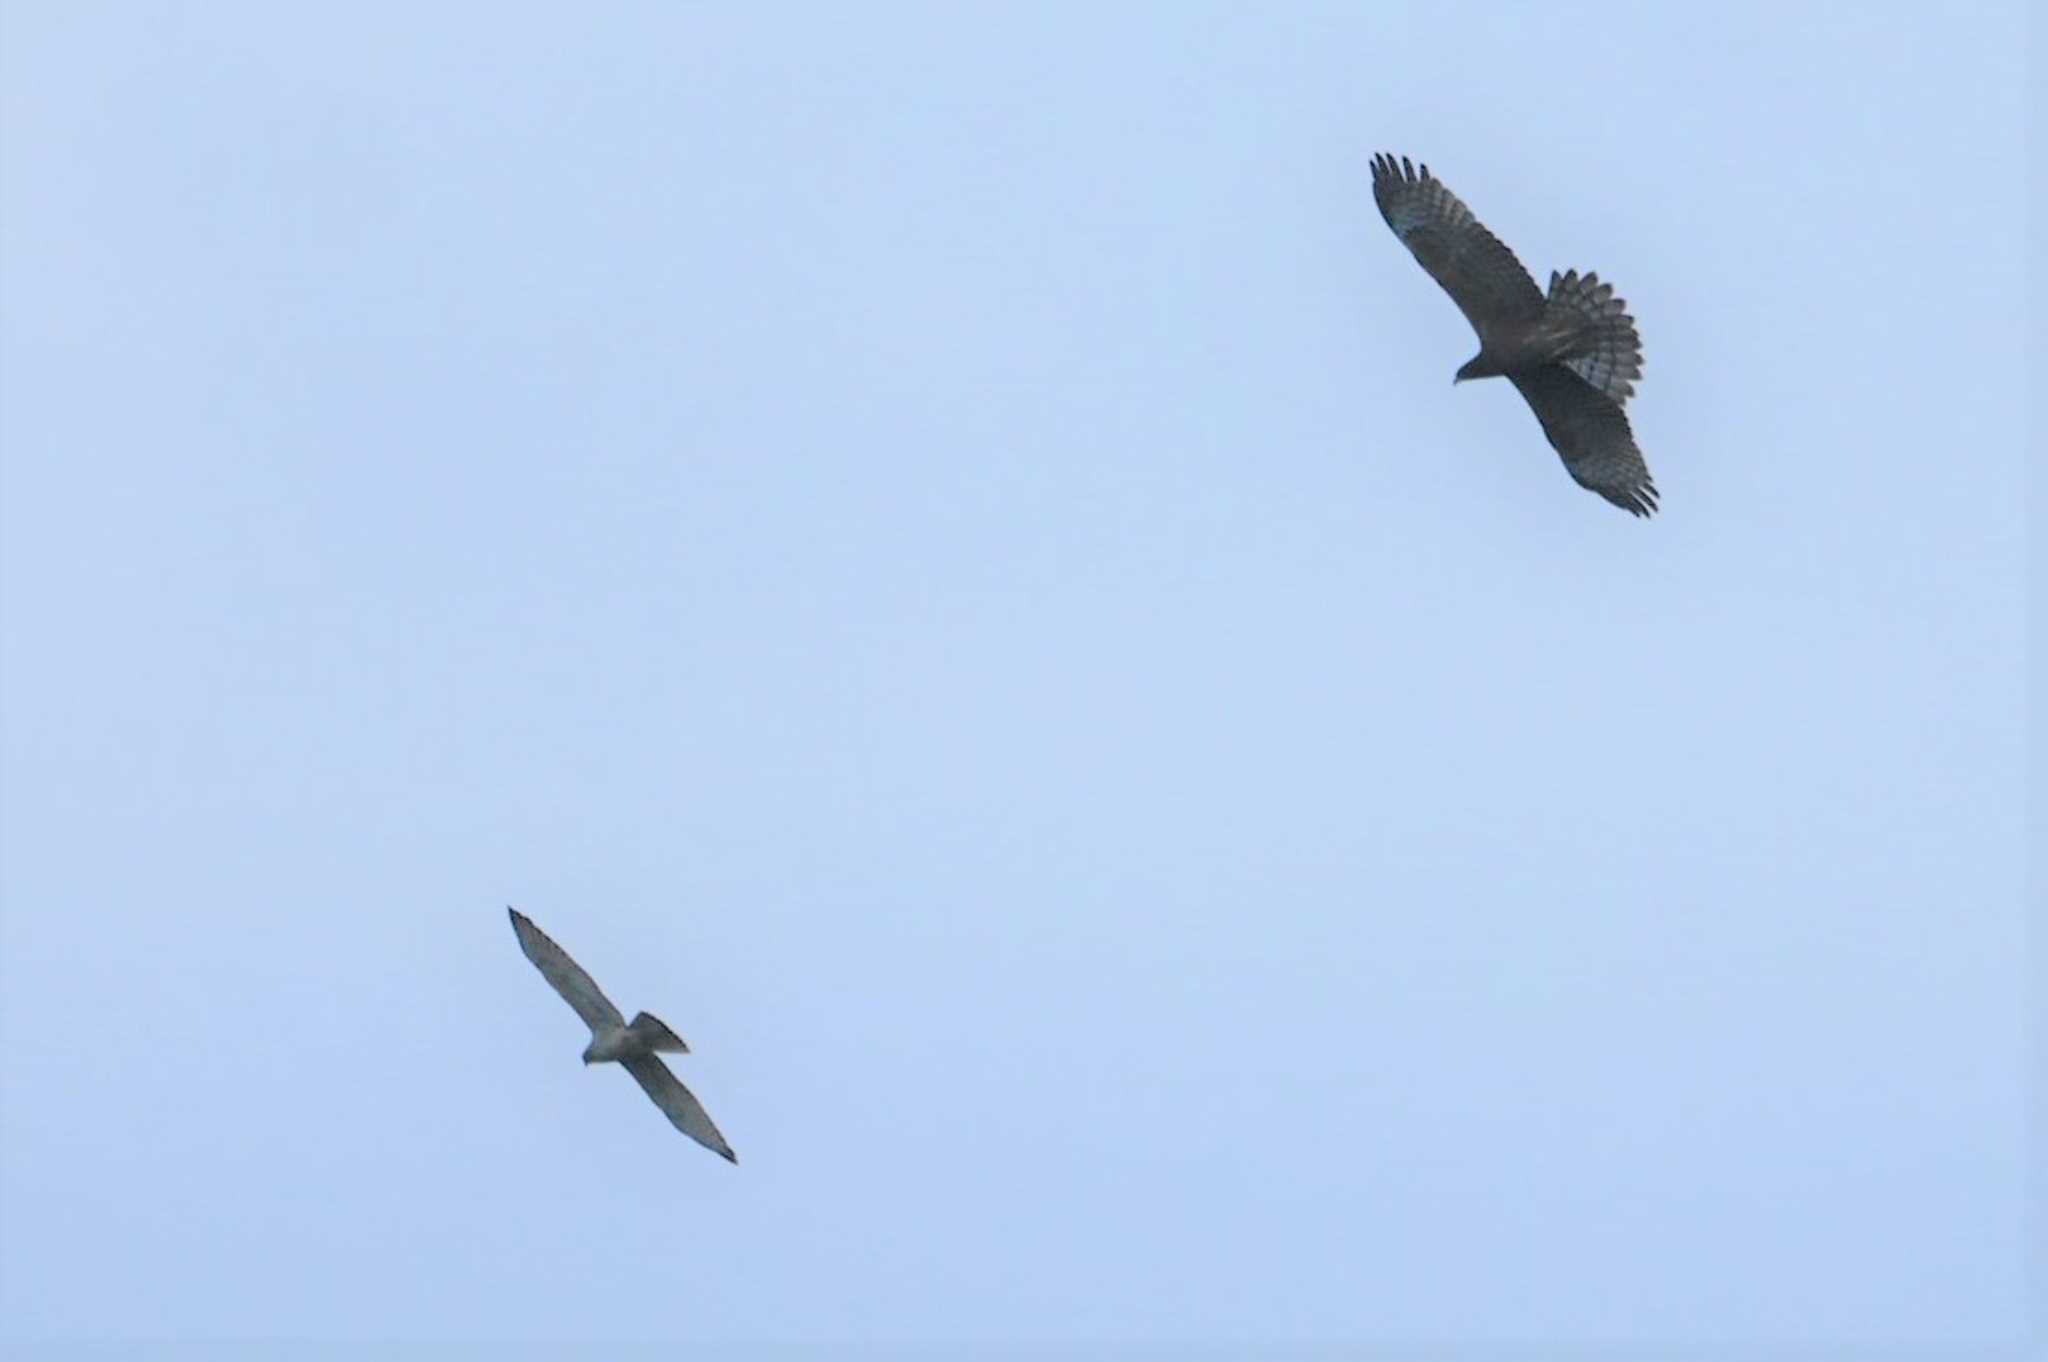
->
622;1054;738;1163
509;907;626;1035
1370;153;1545;344
1507;366;1660;517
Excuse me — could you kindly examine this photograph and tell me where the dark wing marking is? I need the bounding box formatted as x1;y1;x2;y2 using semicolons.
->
1506;367;1660;517
622;1054;737;1163
1371;153;1544;344
509;907;626;1035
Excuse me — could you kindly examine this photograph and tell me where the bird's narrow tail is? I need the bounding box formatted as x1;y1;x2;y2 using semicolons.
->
628;1011;690;1053
1546;269;1642;405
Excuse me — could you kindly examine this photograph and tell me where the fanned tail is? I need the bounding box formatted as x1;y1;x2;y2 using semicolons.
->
1546;269;1642;405
627;1011;690;1053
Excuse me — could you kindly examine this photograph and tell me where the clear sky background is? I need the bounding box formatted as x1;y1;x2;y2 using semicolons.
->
0;2;2032;1351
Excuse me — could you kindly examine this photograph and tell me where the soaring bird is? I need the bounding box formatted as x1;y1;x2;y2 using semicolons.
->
508;907;737;1162
1369;153;1657;517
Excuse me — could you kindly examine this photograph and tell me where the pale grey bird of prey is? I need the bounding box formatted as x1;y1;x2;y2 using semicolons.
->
508;907;737;1163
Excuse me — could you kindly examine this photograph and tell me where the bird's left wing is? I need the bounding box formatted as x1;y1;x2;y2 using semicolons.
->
1507;367;1660;517
622;1054;737;1163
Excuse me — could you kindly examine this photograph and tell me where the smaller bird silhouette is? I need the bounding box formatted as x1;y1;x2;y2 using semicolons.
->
509;907;737;1163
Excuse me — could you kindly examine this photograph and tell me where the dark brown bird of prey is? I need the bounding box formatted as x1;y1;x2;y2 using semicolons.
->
509;907;737;1162
1369;153;1657;516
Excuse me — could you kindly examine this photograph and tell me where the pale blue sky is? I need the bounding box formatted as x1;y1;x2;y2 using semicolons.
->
0;2;2032;1351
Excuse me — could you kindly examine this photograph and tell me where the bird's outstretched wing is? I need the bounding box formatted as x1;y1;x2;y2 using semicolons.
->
1507;367;1660;517
622;1054;737;1163
509;907;625;1035
1370;153;1544;344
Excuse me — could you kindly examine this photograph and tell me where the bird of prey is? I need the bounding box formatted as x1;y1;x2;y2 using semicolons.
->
508;907;737;1163
1369;153;1658;517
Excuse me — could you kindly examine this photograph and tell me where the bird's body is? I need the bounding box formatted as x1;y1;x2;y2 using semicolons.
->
1369;153;1657;517
508;907;737;1163
581;1011;690;1065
